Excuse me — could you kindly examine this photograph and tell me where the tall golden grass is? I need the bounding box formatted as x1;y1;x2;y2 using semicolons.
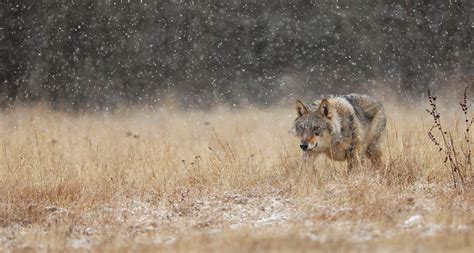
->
0;100;472;252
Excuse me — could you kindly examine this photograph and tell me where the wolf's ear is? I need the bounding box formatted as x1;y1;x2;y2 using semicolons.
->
317;99;331;118
296;100;308;117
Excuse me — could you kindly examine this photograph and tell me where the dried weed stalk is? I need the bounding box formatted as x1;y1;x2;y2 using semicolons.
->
427;87;473;189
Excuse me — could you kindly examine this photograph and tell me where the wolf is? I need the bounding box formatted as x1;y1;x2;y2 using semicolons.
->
293;94;386;171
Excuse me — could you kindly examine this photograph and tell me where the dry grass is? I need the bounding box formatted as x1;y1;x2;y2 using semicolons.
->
0;101;473;252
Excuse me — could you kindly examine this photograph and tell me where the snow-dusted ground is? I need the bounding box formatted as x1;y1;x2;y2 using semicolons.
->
0;188;472;252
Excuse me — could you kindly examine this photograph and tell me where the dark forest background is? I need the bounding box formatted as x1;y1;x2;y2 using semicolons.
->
1;0;472;110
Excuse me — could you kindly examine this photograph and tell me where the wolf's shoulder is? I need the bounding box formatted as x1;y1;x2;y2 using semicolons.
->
341;93;383;106
340;94;385;123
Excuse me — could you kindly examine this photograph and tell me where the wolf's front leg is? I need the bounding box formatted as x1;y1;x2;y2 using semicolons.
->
346;145;362;173
347;156;358;173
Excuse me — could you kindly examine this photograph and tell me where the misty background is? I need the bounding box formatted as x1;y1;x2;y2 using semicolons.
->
1;0;472;110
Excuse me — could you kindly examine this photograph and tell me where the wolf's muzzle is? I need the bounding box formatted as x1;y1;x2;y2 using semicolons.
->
300;143;309;151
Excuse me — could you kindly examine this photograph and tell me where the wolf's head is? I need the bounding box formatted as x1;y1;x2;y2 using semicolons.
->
293;99;333;152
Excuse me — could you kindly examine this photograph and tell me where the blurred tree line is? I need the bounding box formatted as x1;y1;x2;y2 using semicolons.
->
1;0;472;109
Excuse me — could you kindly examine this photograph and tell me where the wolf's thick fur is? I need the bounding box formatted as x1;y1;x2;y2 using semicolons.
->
293;94;386;171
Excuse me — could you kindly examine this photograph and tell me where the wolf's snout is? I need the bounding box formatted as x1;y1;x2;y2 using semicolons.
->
300;143;309;151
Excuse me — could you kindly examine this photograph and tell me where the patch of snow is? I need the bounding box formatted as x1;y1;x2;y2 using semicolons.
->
305;232;327;243
153;236;176;245
69;238;92;249
455;224;470;231
423;223;443;237
351;224;378;242
403;214;423;227
229;223;247;230
84;227;96;236
255;212;287;225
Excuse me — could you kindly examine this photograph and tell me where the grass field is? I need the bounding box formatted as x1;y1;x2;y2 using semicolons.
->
0;101;473;252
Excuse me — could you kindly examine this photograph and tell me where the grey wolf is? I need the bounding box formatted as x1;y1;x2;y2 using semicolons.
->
293;94;386;171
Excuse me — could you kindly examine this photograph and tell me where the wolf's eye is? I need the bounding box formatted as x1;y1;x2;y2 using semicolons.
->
312;127;320;135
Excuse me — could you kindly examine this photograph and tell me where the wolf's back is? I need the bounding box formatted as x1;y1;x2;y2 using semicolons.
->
342;94;385;125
